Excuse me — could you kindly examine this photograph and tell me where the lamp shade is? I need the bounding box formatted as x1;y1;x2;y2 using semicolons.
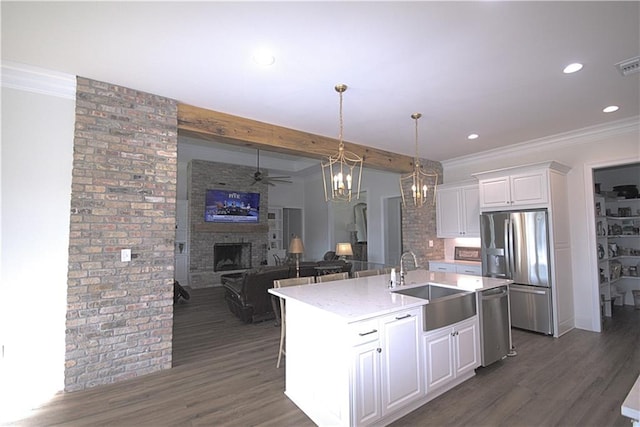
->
288;236;305;254
335;242;353;257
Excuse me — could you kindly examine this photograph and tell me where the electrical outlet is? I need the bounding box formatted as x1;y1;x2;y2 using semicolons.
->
428;240;434;248
121;249;132;262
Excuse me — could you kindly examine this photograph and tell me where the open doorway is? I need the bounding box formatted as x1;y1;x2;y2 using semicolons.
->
592;162;640;325
384;196;402;266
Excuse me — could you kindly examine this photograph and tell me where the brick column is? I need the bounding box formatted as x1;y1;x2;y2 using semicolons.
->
400;159;444;267
65;78;177;391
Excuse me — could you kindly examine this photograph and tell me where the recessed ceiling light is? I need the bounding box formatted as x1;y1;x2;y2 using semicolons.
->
252;49;275;66
603;105;619;113
563;63;583;74
467;133;479;140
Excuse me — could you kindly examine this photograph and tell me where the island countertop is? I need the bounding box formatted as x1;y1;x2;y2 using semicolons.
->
268;269;513;323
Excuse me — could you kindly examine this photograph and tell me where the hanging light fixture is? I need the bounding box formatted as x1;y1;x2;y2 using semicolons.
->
322;84;363;202
400;113;438;207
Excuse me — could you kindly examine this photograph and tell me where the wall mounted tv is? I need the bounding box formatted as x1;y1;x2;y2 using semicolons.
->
204;189;260;223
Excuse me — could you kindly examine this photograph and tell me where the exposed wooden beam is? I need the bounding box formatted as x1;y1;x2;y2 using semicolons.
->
177;103;415;173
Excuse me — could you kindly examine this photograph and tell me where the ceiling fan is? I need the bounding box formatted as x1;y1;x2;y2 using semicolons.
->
250;149;292;186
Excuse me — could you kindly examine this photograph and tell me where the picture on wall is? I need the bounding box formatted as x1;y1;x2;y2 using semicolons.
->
204;189;260;223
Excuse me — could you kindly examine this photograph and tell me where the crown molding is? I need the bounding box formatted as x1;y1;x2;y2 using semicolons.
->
442;117;640;169
1;61;76;100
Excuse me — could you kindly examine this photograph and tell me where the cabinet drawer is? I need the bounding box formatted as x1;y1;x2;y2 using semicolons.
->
429;262;456;273
350;319;380;345
455;264;482;276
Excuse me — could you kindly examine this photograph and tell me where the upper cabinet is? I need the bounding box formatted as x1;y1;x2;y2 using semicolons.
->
436;182;480;238
473;161;571;211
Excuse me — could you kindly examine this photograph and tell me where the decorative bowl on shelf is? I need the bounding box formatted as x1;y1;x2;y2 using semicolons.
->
613;185;639;199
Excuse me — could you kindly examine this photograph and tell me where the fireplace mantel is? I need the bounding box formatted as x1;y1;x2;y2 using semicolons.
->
195;223;268;233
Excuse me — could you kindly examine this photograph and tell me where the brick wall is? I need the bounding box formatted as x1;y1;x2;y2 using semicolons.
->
188;159;269;288
65;78;177;392
401;159;444;266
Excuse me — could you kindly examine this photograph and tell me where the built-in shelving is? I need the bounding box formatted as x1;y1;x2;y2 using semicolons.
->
595;195;640;315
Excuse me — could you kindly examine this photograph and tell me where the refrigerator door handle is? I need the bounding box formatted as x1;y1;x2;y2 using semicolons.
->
504;218;513;278
511;286;548;295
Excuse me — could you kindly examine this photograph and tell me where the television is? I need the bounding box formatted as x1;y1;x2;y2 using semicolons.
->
204;189;260;223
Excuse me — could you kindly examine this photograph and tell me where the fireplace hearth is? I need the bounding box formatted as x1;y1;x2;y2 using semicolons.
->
214;243;252;272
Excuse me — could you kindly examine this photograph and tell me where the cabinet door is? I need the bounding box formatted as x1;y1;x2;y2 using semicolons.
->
461;186;480;236
454;319;479;376
478;177;511;208
436;187;463;238
510;171;548;206
424;328;454;391
353;341;382;425
380;310;423;414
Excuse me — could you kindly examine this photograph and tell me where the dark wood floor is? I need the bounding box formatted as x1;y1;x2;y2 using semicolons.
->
9;287;640;426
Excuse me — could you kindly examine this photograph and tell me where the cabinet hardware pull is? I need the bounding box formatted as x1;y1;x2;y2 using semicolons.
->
377;348;382;353
358;329;377;336
395;314;411;320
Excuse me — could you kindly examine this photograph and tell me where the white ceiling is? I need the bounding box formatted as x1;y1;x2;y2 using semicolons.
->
2;1;639;164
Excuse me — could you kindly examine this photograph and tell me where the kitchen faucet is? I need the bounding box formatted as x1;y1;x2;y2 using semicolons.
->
399;251;418;286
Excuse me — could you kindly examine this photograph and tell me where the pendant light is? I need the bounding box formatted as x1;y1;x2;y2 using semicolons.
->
321;84;363;202
400;113;438;207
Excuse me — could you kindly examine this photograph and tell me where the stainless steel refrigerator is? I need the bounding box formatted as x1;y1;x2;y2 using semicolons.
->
480;209;553;335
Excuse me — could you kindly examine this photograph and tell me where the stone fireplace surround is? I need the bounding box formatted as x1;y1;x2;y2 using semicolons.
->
188;159;269;288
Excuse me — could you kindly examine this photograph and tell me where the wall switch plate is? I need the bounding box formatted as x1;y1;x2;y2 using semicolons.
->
428;240;434;248
121;249;132;262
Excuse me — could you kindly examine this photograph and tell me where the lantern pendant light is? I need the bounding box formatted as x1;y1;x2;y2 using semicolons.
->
321;84;363;203
400;113;438;207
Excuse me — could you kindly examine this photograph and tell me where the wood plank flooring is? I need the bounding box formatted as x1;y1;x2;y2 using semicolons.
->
7;286;640;426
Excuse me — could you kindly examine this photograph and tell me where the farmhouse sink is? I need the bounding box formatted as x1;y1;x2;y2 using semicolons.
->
392;284;476;331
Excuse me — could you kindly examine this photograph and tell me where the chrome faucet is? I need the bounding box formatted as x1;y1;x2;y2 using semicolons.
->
399;251;418;286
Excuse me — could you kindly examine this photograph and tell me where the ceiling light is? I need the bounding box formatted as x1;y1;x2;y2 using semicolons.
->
467;133;479;140
252;49;275;66
321;84;363;203
603;105;619;113
400;113;439;208
563;63;583;74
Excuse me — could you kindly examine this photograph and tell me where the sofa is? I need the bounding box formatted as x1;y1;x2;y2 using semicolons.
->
222;260;351;323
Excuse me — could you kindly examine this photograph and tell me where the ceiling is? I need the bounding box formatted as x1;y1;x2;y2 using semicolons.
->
2;1;639;164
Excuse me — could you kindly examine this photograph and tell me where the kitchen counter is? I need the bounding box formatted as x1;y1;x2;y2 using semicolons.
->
622;374;640;425
269;268;513;426
269;269;512;323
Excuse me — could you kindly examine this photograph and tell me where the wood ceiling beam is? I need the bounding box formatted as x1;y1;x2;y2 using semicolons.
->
177;103;415;174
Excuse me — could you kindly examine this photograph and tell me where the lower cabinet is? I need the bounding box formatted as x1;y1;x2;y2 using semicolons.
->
423;316;480;392
352;308;423;425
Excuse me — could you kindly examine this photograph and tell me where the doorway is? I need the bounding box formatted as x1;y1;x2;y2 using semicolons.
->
384;196;402;266
592;162;640;326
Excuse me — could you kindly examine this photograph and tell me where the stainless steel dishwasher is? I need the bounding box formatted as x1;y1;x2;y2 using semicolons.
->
478;285;510;367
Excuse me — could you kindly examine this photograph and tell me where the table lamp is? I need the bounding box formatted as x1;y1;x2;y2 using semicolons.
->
289;236;305;277
335;242;353;260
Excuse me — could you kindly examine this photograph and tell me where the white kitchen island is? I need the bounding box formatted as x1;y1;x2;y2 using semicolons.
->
269;269;512;426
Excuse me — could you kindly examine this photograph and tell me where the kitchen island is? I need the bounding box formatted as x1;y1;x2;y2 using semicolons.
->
269;269;512;426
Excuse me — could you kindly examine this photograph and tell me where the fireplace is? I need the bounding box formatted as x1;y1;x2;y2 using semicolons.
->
214;243;252;272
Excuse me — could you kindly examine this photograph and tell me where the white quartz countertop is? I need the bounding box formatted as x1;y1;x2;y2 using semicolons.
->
622;375;640;422
269;269;512;323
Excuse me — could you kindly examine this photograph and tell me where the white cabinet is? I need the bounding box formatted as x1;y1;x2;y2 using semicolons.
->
436;182;480;238
474;162;570;210
351;308;423;425
428;261;482;276
423;316;479;393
